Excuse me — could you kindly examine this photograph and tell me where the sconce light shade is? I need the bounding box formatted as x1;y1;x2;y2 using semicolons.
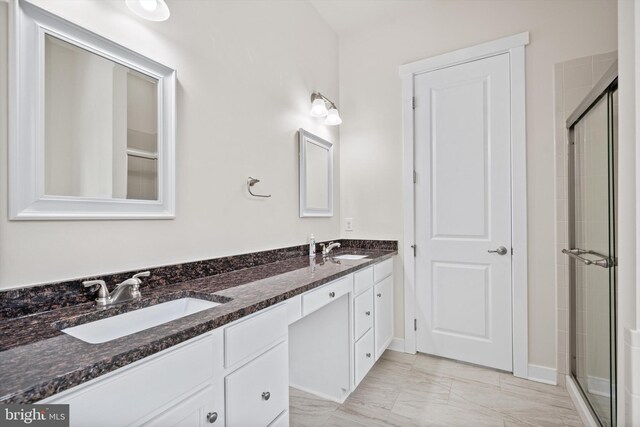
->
310;98;329;117
126;0;170;21
324;108;342;126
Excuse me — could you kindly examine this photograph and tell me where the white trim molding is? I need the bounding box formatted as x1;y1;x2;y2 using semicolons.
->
527;364;557;385
387;338;405;353
625;328;640;425
400;32;529;379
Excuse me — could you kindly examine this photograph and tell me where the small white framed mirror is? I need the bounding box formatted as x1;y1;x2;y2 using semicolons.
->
9;0;176;220
299;129;333;217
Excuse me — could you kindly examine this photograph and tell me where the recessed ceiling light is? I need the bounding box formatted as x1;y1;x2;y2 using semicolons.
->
125;0;170;22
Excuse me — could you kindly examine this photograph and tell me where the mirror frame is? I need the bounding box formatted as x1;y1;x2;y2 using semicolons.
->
9;0;176;220
299;128;333;218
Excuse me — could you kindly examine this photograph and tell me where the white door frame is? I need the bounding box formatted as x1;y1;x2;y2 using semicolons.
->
399;32;530;379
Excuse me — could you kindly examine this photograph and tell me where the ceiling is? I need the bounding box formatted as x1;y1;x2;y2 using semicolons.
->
309;0;432;37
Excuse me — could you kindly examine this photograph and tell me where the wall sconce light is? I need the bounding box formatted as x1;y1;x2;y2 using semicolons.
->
126;0;170;21
310;92;342;126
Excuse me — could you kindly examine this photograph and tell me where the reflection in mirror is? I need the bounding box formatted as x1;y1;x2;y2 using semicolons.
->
305;142;329;210
44;35;158;201
299;129;333;217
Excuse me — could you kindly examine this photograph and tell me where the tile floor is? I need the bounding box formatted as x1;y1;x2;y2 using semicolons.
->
290;350;583;427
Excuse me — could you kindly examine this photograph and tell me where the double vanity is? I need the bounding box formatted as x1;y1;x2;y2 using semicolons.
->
0;241;396;427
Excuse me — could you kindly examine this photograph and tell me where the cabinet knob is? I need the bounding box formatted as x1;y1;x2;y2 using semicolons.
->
365;311;371;316
206;412;218;423
366;353;371;358
329;292;336;298
377;293;382;297
262;391;271;401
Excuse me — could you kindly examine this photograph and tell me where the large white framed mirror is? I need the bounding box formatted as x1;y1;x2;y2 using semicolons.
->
9;0;176;220
299;129;333;217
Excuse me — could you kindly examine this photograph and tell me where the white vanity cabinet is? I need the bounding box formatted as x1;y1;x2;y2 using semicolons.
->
351;258;394;386
373;259;394;360
40;304;288;427
223;304;289;426
41;330;225;427
38;256;394;426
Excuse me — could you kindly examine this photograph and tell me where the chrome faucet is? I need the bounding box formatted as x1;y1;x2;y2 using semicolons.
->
320;241;341;256
83;271;150;307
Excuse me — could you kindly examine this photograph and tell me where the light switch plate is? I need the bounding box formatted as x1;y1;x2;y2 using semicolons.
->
345;217;353;231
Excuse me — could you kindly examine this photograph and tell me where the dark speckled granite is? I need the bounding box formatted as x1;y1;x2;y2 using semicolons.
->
0;239;397;320
0;242;396;404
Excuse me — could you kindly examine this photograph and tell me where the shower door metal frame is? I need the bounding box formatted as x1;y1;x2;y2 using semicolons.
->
566;61;618;427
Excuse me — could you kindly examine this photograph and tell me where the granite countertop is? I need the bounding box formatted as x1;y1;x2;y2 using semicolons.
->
0;248;396;404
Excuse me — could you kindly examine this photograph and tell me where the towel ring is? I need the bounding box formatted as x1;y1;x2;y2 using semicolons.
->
247;177;271;198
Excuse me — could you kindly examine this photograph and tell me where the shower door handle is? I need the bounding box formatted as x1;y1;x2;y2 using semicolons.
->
488;246;508;256
561;248;614;268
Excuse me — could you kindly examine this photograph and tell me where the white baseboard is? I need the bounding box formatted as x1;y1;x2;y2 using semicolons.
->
527;364;557;385
586;375;611;398
289;384;348;404
387;338;405;353
625;327;640;425
566;375;599;427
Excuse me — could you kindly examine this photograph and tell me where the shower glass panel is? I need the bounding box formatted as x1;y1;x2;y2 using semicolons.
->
568;83;617;427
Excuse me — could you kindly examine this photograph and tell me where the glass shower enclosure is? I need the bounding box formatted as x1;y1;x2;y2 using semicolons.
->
564;63;617;426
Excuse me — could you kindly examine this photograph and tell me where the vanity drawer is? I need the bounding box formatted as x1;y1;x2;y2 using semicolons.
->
302;275;353;316
224;304;287;368
225;341;289;427
42;332;218;427
374;258;393;283
354;328;375;386
354;288;374;341
354;266;374;295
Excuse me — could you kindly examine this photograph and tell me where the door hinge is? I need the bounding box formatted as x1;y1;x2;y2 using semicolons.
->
413;170;417;184
410;244;416;257
412;97;416;110
414;318;417;331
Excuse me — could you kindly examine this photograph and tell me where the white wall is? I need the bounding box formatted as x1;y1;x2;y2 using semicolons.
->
618;0;639;424
338;0;617;369
0;0;340;288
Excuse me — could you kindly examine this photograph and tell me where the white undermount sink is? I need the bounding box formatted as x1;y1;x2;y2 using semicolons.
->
62;298;220;344
332;254;368;260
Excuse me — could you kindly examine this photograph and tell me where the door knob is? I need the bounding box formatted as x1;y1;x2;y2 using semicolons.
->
329;292;335;298
488;246;508;256
206;412;218;423
262;391;271;401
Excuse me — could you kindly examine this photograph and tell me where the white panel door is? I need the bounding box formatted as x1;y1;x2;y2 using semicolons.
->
414;53;513;371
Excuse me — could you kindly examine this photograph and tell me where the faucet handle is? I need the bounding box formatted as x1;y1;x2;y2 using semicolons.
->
83;280;111;305
133;271;151;280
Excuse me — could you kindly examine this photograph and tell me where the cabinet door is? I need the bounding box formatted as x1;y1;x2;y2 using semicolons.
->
225;341;289;426
141;384;221;427
374;275;393;360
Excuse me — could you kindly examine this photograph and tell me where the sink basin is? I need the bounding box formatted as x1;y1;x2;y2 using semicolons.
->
62;298;220;344
333;254;368;260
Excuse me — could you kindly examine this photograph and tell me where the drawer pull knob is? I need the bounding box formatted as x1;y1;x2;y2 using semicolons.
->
365;311;371;316
366;353;371;358
377;293;382;297
329;292;336;298
206;412;218;423
262;391;271;401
